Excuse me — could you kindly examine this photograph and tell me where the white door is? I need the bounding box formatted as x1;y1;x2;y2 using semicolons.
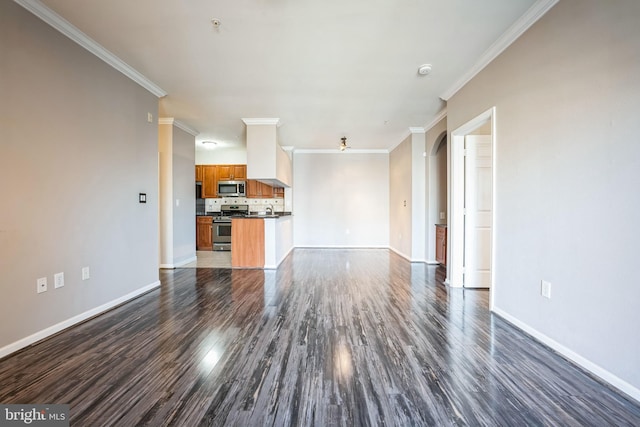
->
464;135;492;288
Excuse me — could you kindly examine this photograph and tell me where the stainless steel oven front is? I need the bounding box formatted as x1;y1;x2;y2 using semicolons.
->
212;219;232;251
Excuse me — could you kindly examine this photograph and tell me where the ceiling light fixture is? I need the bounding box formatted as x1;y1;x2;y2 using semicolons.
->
201;140;217;149
211;19;221;28
418;64;432;75
340;137;348;152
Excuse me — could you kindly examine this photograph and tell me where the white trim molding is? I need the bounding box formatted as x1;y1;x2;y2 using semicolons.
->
409;127;426;134
14;0;167;98
440;0;559;100
159;118;199;136
242;118;281;126
294;148;389;154
423;108;448;132
174;120;199;136
0;280;161;359
493;307;640;404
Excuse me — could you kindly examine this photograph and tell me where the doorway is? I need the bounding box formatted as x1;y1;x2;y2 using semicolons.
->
449;107;496;307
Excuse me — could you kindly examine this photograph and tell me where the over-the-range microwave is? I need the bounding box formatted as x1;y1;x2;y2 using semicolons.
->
217;180;246;197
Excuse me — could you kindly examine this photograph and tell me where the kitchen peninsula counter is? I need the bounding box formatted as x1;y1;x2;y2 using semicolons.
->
231;214;293;269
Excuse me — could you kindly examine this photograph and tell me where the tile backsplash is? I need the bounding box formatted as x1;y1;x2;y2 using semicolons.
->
205;197;284;213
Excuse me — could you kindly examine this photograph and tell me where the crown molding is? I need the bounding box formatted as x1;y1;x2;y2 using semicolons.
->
423;108;448;132
440;0;559;101
174;120;199;136
14;0;167;98
242;118;281;126
159;117;199;136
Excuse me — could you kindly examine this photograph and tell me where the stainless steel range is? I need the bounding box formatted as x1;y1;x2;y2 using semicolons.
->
212;204;248;251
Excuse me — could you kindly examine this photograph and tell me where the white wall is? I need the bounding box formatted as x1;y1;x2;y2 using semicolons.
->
196;147;247;164
293;152;389;247
447;0;640;398
0;2;159;354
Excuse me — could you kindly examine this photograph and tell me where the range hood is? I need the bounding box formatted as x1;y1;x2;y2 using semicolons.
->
242;118;292;187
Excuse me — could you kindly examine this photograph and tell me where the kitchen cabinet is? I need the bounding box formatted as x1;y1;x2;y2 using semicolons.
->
217;164;246;181
273;186;284;198
196;216;213;250
201;165;218;198
435;225;447;266
247;180;273;198
195;165;203;182
231;218;264;268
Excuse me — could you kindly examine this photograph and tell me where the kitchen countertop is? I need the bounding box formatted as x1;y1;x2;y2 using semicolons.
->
234;212;292;219
197;212;292;218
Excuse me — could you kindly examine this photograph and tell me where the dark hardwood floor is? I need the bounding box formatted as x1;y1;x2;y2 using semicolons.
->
1;249;639;426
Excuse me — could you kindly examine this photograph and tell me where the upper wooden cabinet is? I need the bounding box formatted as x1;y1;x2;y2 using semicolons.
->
217;164;246;181
247;180;273;198
197;164;249;197
273;187;284;198
201;165;218;198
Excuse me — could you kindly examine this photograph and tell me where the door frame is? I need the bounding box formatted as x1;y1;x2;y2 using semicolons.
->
448;107;496;308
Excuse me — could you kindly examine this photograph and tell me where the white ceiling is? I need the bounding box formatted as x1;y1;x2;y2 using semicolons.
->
33;0;539;151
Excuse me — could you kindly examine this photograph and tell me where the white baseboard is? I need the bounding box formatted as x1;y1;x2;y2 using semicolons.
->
294;245;389;249
425;260;440;265
492;307;640;404
265;246;295;270
0;280;161;360
174;255;197;268
159;264;175;269
388;246;411;261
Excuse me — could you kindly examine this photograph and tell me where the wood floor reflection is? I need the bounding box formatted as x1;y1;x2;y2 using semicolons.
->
1;249;639;426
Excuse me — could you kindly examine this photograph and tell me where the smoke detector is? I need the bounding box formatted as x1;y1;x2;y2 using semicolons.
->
418;64;432;75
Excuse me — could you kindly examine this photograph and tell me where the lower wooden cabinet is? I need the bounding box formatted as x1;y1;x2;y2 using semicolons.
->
196;216;213;250
435;225;447;266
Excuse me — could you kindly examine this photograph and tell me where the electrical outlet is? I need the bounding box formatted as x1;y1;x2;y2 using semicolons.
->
541;280;552;299
54;272;64;289
439;212;445;220
37;277;47;293
82;266;90;281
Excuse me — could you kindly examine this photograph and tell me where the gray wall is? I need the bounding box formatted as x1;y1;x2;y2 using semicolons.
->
0;2;159;350
389;136;413;258
447;0;640;393
172;127;196;264
425;118;447;262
